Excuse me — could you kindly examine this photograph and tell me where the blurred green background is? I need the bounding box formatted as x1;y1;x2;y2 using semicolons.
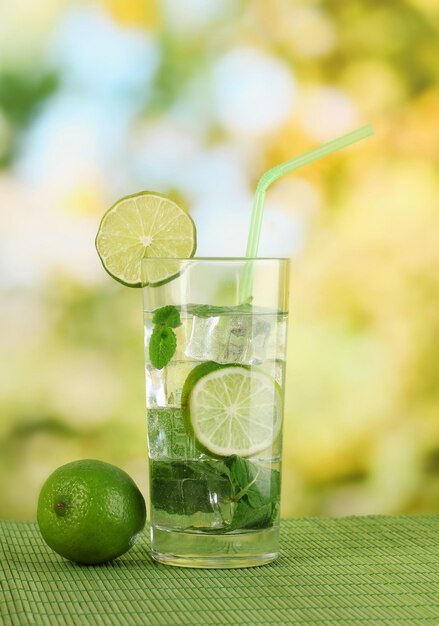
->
0;0;438;520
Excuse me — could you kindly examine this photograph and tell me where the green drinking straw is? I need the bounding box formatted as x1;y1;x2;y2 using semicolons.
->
241;124;374;301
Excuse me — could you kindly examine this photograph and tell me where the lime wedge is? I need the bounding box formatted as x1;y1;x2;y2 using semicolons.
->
96;191;196;287
181;362;282;457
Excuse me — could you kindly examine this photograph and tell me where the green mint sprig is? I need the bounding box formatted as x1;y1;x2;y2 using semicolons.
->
184;303;253;318
150;456;280;531
226;455;280;530
149;305;181;369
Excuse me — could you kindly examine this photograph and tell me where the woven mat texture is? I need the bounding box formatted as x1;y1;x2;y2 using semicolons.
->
1;516;439;625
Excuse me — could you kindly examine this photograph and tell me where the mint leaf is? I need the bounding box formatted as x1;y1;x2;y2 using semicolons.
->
152;305;181;328
228;456;279;506
184;303;253;318
149;306;180;368
150;460;232;515
226;456;280;530
149;326;176;369
230;501;276;530
149;456;280;531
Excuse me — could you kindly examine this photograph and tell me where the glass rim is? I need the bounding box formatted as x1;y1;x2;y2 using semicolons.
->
141;256;290;262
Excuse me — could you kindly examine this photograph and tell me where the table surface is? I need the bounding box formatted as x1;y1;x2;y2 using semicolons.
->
1;515;438;625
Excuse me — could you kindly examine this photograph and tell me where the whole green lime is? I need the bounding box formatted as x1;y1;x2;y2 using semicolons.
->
37;459;146;565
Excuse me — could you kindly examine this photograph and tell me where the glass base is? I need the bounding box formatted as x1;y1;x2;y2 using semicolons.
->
150;525;279;569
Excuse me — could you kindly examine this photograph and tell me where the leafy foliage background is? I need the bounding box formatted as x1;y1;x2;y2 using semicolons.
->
0;0;438;518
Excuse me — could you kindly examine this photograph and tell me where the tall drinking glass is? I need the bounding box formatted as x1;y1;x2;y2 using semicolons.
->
143;258;290;568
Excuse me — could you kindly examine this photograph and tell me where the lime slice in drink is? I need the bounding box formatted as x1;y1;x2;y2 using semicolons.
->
181;362;282;457
96;191;196;287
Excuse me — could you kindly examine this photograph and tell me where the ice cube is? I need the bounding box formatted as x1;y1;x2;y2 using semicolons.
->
147;407;202;460
185;312;287;365
185;314;252;364
145;358;194;408
150;460;234;529
249;315;288;364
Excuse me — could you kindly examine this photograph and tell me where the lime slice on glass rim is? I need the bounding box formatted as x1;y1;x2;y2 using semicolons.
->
95;191;196;287
181;361;282;457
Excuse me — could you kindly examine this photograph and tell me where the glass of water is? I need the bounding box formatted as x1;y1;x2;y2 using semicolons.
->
143;258;289;568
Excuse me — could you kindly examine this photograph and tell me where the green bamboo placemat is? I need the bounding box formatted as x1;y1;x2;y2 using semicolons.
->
1;516;439;625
